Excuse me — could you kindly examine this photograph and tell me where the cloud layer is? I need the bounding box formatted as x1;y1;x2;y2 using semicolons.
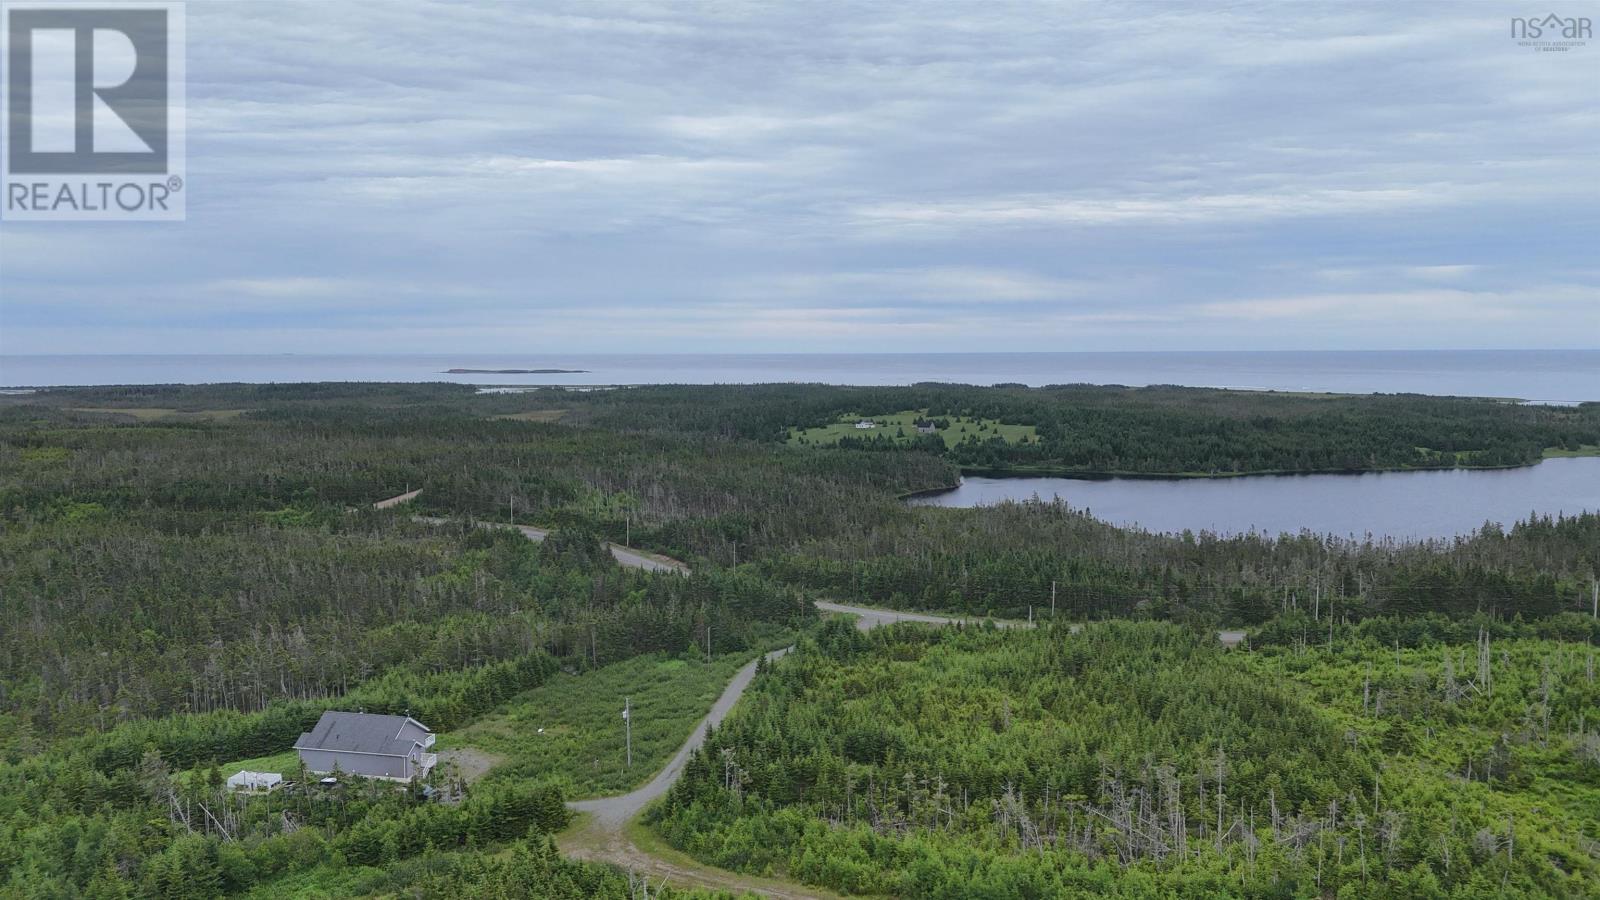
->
1;0;1596;353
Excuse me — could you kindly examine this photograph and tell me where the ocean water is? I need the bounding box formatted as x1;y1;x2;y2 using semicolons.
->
1;350;1597;401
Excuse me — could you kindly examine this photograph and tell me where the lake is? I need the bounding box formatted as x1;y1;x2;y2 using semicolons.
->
3;350;1597;402
908;457;1600;541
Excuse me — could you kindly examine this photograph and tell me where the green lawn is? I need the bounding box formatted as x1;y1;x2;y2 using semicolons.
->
1413;445;1600;464
789;409;1036;449
66;407;250;420
442;650;767;799
490;409;568;422
1414;446;1481;464
184;749;302;787
1544;444;1600;458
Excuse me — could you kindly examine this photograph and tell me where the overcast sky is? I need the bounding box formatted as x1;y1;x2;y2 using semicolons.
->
1;0;1597;354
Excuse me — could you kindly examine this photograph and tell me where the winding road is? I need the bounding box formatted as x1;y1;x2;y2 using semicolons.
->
410;512;692;575
558;602;985;899
566;646;788;831
563;604;999;831
396;501;1246;895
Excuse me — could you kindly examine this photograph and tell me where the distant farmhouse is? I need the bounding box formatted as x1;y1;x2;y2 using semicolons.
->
293;711;437;782
916;423;936;434
854;419;876;429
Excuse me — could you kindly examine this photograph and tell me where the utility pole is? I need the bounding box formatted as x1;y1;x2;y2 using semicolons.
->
1591;579;1597;618
706;623;712;662
509;494;515;526
1051;580;1056;618
623;697;632;768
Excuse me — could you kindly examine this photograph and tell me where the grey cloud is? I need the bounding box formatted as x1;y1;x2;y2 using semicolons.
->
1;0;1595;353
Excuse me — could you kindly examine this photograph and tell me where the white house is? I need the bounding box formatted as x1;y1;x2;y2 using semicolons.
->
226;770;283;793
854;420;876;429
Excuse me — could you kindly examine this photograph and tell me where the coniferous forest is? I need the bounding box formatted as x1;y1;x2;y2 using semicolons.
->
656;619;1599;897
0;382;1596;898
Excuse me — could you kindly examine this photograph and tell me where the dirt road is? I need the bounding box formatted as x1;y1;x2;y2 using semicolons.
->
815;599;1025;631
556;603;991;898
411;507;1244;895
372;488;422;509
413;516;690;575
571;603;990;831
567;646;789;831
604;541;691;574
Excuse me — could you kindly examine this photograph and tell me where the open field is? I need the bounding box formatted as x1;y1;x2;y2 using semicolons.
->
442;650;768;798
66;407;251;420
1544;443;1600;458
490;408;568;422
182;750;301;787
789;409;1036;449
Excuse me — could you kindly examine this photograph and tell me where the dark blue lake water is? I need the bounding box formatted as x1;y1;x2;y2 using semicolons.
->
908;457;1600;541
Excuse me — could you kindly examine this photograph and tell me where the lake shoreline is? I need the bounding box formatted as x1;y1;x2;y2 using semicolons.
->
908;457;1600;541
949;457;1567;483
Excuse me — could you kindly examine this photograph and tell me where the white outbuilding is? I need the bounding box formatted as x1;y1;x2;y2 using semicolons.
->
226;770;283;793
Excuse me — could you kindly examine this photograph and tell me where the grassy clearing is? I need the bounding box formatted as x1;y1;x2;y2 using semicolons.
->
491;409;568;423
443;650;763;799
67;407;249;421
1544;444;1600;458
1413;446;1483;464
181;749;301;787
788;409;1036;449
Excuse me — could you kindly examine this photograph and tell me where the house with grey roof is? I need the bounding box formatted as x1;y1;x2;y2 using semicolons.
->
293;711;437;782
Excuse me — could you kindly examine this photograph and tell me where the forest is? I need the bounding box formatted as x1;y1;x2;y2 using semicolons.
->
654;619;1600;898
468;381;1600;475
0;381;1595;897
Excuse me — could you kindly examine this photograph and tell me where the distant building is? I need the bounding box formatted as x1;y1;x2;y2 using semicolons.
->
854;420;876;429
916;423;936;434
293;711;437;782
226;770;283;793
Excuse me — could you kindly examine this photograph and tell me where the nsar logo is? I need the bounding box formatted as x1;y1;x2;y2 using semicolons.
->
1510;12;1592;52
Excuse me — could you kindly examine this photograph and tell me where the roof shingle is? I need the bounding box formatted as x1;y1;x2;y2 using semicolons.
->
293;711;430;756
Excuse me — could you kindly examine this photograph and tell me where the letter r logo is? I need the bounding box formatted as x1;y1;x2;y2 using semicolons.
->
6;7;168;173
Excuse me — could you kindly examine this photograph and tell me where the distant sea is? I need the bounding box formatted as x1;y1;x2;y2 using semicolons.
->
2;350;1597;402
